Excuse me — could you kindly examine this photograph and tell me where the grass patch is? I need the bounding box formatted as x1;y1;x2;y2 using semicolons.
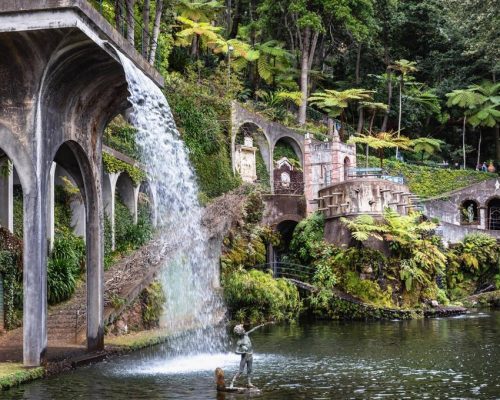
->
105;329;169;351
358;155;495;198
0;363;45;391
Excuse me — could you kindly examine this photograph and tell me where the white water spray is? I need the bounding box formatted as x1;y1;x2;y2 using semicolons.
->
117;53;227;354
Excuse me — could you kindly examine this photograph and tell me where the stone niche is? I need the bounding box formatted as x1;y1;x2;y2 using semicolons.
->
234;136;257;183
273;157;303;194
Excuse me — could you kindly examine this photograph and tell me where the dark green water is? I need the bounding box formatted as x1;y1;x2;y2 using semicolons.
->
5;310;500;399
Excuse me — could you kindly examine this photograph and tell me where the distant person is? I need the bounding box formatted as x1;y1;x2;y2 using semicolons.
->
482;162;488;172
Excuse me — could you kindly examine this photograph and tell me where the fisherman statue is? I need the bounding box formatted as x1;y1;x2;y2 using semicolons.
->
229;322;271;389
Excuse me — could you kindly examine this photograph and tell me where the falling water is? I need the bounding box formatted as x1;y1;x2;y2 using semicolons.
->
117;53;227;354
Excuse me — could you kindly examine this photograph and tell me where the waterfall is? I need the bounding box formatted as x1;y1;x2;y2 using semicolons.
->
117;53;227;354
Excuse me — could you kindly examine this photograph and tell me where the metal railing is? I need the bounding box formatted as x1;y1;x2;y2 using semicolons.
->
347;167;405;184
252;262;316;284
89;0;163;69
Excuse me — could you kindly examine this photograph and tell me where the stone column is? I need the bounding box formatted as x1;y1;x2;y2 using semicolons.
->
479;207;487;230
133;185;140;224
23;189;47;366
269;146;274;193
102;172;120;251
149;183;158;227
0;158;13;232
303;134;316;215
116;175;136;222
47;162;56;250
85;174;104;352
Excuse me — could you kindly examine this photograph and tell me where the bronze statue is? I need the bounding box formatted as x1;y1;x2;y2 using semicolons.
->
229;322;272;389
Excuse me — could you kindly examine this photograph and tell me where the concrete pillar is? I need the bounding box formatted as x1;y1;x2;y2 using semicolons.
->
86;179;104;352
303;135;315;215
0;158;13;232
479;207;486;230
133;185;140;224
70;197;86;238
149;183;158;228
102;172;120;250
23;190;47;366
47;162;56;250
269;145;274;193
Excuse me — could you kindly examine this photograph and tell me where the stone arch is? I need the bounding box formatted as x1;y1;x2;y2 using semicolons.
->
460;199;479;225
116;172;139;223
272;136;304;167
233;121;272;174
486;196;500;230
48;140;104;352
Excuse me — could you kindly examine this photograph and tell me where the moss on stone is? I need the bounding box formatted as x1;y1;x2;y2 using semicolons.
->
0;363;45;391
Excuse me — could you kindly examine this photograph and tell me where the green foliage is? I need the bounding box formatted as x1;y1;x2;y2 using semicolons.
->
446;233;500;299
0;233;22;330
13;186;23;239
102;153;146;186
288;212;324;265
166;77;240;198
47;228;86;305
104;117;141;160
358;155;495;198
244;190;265;223
114;197;153;254
142;281;166;328
255;150;270;188
223;269;301;323
221;224;279;271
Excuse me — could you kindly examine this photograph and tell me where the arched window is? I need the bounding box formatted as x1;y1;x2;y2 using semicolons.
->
460;200;479;225
487;198;500;230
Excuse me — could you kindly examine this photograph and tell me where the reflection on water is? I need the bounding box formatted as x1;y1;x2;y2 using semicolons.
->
5;310;500;399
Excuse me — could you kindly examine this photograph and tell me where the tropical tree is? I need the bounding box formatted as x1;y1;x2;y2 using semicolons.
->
308;88;374;138
411;137;444;161
175;16;223;56
446;87;486;168
175;0;223;56
468;81;500;163
358;101;389;167
389;59;418;158
348;131;413;168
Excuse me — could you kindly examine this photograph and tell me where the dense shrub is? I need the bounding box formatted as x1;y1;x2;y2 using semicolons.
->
223;269;302;323
288;212;325;265
141;281;166;329
446;233;500;299
114;197;153;253
166;77;240;199
103;117;141;160
47;228;85;305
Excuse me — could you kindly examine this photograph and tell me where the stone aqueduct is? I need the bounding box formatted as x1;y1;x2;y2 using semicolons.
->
0;1;163;366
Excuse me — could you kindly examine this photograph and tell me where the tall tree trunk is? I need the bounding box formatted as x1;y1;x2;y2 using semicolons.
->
125;0;135;46
369;111;376;134
298;27;311;126
381;69;392;131
395;76;402;159
476;129;482;167
115;0;124;33
142;0;150;57
495;125;500;162
355;44;364;133
190;35;199;57
229;0;241;38
462;116;467;169
327;117;334;136
148;0;163;65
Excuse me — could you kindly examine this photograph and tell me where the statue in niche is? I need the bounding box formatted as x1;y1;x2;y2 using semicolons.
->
467;203;475;223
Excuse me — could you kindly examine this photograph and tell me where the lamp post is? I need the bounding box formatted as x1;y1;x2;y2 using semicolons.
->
227;44;234;90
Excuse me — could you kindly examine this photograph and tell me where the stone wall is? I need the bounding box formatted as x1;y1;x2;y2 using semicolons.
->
423;178;500;244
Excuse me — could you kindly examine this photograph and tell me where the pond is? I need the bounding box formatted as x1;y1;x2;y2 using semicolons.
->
5;310;500;399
